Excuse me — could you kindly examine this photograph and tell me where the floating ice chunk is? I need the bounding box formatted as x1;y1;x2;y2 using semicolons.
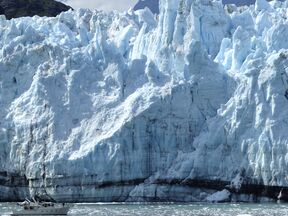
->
206;189;231;203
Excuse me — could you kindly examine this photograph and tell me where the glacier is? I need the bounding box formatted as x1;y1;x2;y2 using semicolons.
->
1;0;288;202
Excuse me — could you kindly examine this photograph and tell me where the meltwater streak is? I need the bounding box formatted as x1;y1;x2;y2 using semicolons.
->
1;203;288;216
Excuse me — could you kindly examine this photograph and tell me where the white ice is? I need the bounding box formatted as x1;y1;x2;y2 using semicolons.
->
1;0;288;202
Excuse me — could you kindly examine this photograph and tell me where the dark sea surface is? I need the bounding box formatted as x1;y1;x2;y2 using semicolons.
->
1;202;288;216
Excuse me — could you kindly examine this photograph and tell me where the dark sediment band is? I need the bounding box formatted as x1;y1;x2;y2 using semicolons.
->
1;172;287;202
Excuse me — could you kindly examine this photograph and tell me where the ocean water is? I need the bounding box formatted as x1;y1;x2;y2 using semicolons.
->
1;202;288;216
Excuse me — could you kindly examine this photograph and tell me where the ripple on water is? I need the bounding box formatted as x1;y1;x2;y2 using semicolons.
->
1;203;288;216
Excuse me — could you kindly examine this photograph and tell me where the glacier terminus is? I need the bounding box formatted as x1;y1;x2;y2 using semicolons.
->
1;0;288;203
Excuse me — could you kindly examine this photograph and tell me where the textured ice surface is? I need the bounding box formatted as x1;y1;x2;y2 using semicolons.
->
206;189;231;202
1;0;288;202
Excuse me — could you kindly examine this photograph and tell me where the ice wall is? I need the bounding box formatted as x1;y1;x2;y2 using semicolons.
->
1;0;288;202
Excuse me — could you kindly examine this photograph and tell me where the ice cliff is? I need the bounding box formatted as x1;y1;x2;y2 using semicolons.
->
133;0;258;15
1;0;288;202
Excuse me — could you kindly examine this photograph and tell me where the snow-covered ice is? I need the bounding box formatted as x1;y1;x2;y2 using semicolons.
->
1;0;288;202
